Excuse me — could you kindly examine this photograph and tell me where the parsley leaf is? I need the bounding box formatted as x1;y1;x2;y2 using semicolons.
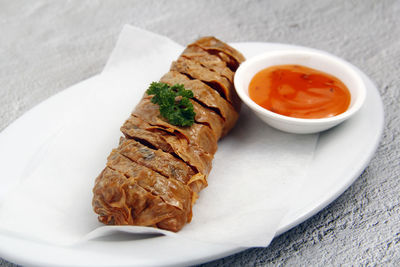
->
146;82;196;127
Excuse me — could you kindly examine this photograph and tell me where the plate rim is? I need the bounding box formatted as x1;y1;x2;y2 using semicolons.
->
0;41;384;267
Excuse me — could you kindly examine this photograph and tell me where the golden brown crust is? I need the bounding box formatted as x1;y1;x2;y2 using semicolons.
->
121;115;213;176
170;57;241;112
133;97;218;154
181;45;235;83
188;36;245;71
92;36;244;232
191;100;224;140
92;167;191;231
118;138;195;185
107;150;193;210
160;71;239;137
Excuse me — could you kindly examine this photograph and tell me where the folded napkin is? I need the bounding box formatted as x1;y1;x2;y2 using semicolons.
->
0;25;318;247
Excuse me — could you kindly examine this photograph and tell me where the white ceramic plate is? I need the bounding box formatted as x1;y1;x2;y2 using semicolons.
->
0;42;383;266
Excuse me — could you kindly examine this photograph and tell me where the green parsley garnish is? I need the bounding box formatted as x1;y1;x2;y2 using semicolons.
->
146;82;196;127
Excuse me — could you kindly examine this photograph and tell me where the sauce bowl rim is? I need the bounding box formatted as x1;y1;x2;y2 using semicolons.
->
234;49;366;127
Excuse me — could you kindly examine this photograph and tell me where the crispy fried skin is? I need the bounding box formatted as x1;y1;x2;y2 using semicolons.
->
188;36;245;71
160;71;239;136
93;36;244;232
118;138;195;185
191;100;224;140
107;150;193;210
92;167;191;231
133;97;218;154
121;115;213;176
170;57;241;112
181;45;235;83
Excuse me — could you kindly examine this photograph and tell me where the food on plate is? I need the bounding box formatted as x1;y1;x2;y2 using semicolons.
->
92;37;244;232
249;64;351;119
146;82;196;127
160;71;239;136
190;36;245;71
171;57;241;112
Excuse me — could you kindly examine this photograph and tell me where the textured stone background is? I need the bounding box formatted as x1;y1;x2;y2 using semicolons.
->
0;0;399;266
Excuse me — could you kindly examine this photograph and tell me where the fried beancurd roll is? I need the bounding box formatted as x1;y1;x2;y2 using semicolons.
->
92;36;245;232
187;36;245;71
181;45;235;83
160;71;239;136
170;57;241;112
133;97;218;154
121;115;213;176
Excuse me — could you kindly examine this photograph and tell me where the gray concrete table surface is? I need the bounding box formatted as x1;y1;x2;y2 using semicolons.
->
0;0;399;266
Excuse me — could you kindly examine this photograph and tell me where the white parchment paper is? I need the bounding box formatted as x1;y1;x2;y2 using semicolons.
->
0;25;318;247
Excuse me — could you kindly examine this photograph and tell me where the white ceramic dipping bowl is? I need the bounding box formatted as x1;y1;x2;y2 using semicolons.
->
234;50;366;134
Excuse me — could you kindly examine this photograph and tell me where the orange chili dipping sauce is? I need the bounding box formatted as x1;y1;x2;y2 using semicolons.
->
249;65;351;119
